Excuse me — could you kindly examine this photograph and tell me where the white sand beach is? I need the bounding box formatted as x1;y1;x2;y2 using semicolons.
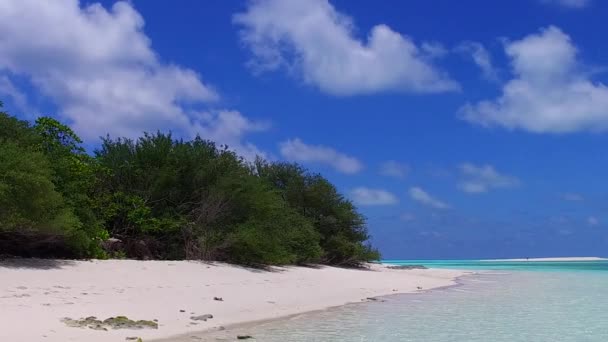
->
482;257;607;262
0;259;465;342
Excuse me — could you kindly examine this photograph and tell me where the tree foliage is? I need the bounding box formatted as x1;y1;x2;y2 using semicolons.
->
0;103;379;265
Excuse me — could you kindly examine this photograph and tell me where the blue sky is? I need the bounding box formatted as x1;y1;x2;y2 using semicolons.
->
2;0;608;259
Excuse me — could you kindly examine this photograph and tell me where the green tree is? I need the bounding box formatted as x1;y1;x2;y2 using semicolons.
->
0;109;81;257
0;101;378;265
95;133;324;264
0;141;78;234
34;117;107;257
256;160;380;265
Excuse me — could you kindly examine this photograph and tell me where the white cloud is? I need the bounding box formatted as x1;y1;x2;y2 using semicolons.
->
587;216;599;226
541;0;590;8
233;0;458;96
457;42;498;81
279;138;363;174
350;187;398;206
379;161;409;179
409;187;449;209
196;110;270;161
421;42;448;58
458;163;519;194
0;0;226;142
0;76;30;113
461;26;608;133
560;193;584;201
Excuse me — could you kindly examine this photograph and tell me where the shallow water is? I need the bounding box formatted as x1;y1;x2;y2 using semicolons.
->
384;259;608;272
220;261;608;341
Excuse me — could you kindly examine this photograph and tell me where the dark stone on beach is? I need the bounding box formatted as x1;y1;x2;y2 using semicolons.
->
180;310;186;313
190;314;213;321
237;335;253;340
365;297;386;302
387;265;427;270
417;286;423;290
213;297;224;301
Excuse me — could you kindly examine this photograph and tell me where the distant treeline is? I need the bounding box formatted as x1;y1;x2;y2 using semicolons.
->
0;102;379;265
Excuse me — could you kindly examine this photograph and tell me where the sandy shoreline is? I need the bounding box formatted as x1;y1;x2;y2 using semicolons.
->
156;272;473;342
1;259;466;342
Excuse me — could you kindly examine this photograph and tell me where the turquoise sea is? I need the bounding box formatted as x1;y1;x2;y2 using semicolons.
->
385;259;608;272
224;260;608;341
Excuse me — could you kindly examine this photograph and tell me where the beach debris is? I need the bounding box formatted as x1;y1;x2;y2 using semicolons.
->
363;297;386;303
417;286;423;290
125;337;143;341
61;316;158;330
180;310;186;313
386;265;427;270
190;314;214;321
213;296;224;301
237;335;254;340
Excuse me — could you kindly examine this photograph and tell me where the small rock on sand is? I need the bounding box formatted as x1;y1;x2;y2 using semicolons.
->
190;314;213;321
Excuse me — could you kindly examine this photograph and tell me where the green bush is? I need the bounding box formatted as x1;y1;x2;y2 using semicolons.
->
0;141;77;234
0;102;380;265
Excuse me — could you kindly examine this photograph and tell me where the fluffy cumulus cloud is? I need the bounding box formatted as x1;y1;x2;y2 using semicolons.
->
409;187;449;209
458;163;519;194
350;187;398;206
461;26;608;133
0;1;251;142
540;0;590;8
379;160;409;179
279;138;363;174
233;0;458;96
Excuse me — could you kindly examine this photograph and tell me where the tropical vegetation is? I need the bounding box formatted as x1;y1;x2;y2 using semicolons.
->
0;102;379;265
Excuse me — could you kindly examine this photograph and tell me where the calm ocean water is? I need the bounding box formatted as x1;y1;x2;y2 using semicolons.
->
220;260;608;341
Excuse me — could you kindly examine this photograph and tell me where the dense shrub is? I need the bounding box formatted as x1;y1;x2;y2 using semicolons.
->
0;102;380;265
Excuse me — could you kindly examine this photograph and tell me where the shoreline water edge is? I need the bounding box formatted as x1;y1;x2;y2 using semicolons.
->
1;259;468;342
